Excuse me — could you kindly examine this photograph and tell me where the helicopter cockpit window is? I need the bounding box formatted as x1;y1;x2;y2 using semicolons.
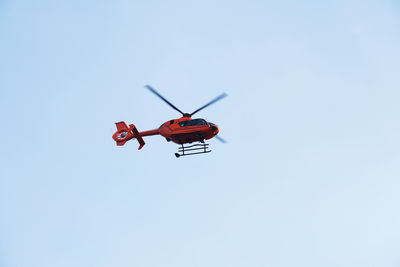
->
179;119;207;127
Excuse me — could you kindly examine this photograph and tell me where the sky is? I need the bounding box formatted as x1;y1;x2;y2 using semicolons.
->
1;0;400;266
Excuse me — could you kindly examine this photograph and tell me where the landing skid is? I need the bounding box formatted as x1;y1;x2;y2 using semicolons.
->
175;143;211;158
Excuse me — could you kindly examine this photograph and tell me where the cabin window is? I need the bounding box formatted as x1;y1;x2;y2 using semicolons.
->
179;119;207;127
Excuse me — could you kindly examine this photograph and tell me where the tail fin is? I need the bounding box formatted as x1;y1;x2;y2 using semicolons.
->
112;122;145;150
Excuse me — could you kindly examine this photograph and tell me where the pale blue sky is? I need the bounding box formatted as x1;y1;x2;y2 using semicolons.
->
1;1;400;266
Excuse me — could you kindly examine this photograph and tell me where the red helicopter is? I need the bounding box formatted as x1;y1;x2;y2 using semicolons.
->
112;85;227;157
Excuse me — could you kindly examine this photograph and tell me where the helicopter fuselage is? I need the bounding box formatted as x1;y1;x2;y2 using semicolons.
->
158;116;219;144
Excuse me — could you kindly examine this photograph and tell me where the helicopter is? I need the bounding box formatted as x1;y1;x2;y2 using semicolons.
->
112;85;227;157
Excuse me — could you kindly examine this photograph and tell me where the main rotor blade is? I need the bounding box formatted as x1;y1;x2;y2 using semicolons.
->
215;135;227;144
145;85;185;116
190;93;227;116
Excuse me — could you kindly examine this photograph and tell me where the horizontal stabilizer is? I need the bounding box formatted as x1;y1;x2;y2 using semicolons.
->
130;124;145;150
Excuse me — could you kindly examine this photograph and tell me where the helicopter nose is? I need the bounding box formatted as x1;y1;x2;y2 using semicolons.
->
210;124;219;135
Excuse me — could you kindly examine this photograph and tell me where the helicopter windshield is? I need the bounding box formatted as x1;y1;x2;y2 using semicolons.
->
179;119;207;127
